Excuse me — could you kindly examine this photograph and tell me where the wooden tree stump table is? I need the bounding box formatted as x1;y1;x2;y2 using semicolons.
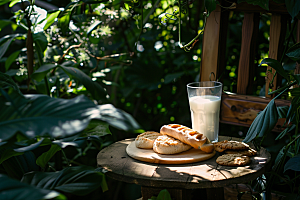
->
97;136;271;200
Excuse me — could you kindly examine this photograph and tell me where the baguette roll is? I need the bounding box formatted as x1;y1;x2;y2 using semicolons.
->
160;124;214;153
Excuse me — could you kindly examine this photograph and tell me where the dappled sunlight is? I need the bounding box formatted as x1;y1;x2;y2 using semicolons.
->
98;138;271;190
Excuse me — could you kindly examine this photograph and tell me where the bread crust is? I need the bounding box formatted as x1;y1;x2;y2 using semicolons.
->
160;124;214;153
135;131;161;149
153;135;192;154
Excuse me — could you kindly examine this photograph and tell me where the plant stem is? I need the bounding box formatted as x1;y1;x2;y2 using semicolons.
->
178;0;207;51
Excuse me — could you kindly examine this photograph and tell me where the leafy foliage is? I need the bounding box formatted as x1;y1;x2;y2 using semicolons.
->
1;0;300;199
0;174;64;200
243;99;278;143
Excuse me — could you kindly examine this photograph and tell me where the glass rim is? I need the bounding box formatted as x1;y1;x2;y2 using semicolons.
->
187;81;223;89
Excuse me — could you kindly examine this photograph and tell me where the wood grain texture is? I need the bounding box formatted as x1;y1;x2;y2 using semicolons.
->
200;5;221;81
126;141;216;164
97;136;271;189
220;92;290;132
237;13;259;94
265;14;287;98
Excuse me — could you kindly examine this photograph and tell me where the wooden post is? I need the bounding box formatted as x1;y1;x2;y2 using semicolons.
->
237;12;260;94
265;14;287;98
200;5;222;81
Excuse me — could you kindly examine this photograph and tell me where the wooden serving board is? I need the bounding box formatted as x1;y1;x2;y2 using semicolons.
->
126;141;216;164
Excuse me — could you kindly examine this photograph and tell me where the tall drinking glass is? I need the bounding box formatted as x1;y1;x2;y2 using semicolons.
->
187;81;222;143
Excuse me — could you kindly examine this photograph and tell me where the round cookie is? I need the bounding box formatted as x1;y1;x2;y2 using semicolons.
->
225;148;257;157
153;135;192;155
216;154;251;166
213;140;250;152
135;131;162;149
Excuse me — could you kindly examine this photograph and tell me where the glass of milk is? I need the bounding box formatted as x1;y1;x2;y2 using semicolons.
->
187;81;222;143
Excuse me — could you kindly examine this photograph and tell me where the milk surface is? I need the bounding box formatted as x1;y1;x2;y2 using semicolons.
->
189;95;221;142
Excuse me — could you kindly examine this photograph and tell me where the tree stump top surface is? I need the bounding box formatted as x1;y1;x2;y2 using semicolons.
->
97;136;271;189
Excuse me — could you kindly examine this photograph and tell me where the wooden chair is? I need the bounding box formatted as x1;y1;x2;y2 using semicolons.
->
200;0;296;132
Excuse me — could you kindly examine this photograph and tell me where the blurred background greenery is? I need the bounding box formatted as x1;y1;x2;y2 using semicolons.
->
0;0;280;199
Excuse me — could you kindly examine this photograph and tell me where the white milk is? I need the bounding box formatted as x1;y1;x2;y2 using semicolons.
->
189;95;221;143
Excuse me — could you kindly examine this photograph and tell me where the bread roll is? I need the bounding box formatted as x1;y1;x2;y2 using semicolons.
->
153;135;192;154
160;124;214;153
135;131;161;149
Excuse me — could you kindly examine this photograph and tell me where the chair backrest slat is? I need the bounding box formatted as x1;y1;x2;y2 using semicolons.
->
237;12;260;95
200;1;291;131
200;6;221;81
265;14;287;98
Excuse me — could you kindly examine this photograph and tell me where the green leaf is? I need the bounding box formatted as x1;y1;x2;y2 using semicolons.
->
43;11;61;30
0;174;64;200
285;96;300;124
36;144;61;168
0;20;14;30
243;99;278;143
0;93;140;141
60;64;106;100
0;0;10;6
96;104;140;131
14;138;45;152
9;0;21;7
0;149;24;165
156;189;172;200
273;146;286;170
285;0;300;22
31;64;57;81
284;155;300;172
33;32;48;52
21;166;108;195
237;0;269;10
0;37;14;59
275;124;296;140
277;106;289;119
0;71;23;95
31;62;107;100
260;58;289;81
5;50;20;70
58;14;70;32
290;88;300;97
282;57;296;71
286;42;300;62
292;74;300;85
83;120;112;136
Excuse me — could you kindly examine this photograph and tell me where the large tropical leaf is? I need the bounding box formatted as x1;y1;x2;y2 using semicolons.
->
243;99;278;143
21;166;108;195
0;174;64;200
31;62;106;100
0;93;140;141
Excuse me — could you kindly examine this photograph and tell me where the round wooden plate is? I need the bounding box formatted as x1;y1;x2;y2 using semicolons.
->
126;141;216;164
